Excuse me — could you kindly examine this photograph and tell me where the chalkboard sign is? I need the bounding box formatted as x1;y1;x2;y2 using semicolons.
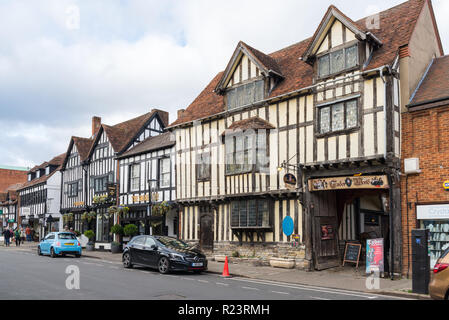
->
343;242;362;268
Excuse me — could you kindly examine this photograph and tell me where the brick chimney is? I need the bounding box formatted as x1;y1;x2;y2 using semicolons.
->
177;109;185;119
92;116;101;136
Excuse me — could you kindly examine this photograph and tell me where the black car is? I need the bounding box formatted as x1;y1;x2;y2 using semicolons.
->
122;235;208;274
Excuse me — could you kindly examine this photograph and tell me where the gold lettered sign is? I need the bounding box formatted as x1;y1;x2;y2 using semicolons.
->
309;175;389;192
74;201;84;207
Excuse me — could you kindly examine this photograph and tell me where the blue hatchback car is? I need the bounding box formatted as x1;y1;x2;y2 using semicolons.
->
38;232;82;258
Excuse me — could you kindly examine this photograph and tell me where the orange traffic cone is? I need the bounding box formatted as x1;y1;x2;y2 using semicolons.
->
222;256;231;277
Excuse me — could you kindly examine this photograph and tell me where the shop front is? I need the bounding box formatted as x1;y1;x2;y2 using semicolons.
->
416;204;449;268
303;167;400;273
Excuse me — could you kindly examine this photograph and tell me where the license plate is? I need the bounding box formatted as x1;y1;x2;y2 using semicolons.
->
65;243;74;246
192;262;203;267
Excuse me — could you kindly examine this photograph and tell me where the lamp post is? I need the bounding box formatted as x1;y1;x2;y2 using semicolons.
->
147;179;157;235
46;198;54;236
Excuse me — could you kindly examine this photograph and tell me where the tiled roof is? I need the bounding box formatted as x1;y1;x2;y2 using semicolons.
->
97;109;166;155
222;117;275;135
242;42;283;77
73;137;94;161
170;0;428;127
409;55;449;106
118;132;175;159
18;154;65;190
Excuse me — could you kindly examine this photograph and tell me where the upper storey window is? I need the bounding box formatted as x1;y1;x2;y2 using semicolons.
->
227;80;264;110
318;44;358;78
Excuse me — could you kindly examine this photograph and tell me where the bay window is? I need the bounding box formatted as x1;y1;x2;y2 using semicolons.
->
227;80;264;110
231;199;271;228
159;158;171;188
196;152;211;181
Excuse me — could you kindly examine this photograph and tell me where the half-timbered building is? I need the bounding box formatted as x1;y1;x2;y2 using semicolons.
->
0;183;23;231
117;132;177;237
17;154;65;240
81;109;169;249
169;0;443;273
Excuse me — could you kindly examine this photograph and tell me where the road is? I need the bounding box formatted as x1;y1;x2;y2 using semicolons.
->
0;249;408;300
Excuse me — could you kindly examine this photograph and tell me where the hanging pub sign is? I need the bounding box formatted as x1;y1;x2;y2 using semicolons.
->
321;224;335;240
366;238;384;274
283;173;297;190
309;175;389;192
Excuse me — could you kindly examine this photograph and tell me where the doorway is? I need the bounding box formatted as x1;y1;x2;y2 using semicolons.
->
199;205;214;250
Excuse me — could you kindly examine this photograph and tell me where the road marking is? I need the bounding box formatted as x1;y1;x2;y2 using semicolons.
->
272;291;289;295
181;277;194;281
310;296;331;300
109;266;119;270
241;286;259;291
216;282;229;286
197;279;209;283
228;277;396;300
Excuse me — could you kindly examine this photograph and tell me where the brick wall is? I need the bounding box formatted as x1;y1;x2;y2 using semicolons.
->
401;103;449;276
0;169;27;192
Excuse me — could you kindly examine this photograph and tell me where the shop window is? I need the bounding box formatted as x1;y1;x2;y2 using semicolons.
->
159;158;171;188
227;80;265;110
318;99;358;135
196;152;211;181
129;164;140;192
318;44;358;78
225;130;268;175
230;199;271;228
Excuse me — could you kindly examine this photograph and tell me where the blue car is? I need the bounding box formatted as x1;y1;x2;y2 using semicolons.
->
37;232;82;258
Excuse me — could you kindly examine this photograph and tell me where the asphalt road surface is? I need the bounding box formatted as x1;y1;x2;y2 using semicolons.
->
0;249;408;300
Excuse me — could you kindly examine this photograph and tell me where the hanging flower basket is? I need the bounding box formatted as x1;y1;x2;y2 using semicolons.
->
93;195;111;206
87;211;97;222
81;212;88;221
152;201;171;217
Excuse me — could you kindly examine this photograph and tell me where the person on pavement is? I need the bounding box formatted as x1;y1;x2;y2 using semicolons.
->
14;228;21;246
3;228;11;246
25;226;31;242
20;228;25;243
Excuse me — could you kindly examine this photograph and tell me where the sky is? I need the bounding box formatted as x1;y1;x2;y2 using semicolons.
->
0;0;448;168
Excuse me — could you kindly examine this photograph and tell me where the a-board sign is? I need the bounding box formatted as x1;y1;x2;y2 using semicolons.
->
343;242;362;268
366;238;384;273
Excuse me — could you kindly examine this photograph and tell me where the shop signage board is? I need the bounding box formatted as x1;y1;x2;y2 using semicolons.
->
417;204;449;220
282;216;294;236
343;242;362;268
366;238;384;274
309;175;389;192
74;201;84;207
444;181;449;191
283;173;297;190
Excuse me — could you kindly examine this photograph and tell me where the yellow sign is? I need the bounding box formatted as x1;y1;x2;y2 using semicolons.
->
309;175;389;192
444;181;449;191
131;194;152;203
74;201;84;206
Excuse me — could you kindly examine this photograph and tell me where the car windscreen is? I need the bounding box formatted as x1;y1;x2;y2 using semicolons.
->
58;233;77;240
438;248;449;264
156;237;190;249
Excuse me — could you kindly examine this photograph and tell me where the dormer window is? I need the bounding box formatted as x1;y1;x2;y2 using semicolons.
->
227;79;264;110
27;174;32;182
318;44;358;78
45;166;50;175
35;171;40;179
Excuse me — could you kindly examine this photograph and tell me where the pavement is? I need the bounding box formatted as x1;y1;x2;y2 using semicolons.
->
1;241;430;300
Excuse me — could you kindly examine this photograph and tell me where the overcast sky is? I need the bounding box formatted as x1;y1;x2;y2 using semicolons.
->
0;0;447;168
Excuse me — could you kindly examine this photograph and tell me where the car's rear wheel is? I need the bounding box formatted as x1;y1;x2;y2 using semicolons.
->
158;257;170;274
75;253;81;258
37;246;42;256
50;247;56;258
123;252;133;268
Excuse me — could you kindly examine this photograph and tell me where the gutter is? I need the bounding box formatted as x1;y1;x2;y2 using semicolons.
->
168;65;390;130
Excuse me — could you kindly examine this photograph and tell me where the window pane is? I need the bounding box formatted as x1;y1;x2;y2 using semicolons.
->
227;89;236;110
231;202;239;227
248;200;257;227
254;80;264;102
330;49;344;74
257;200;269;227
320;107;331;134
332;103;344;131
345;45;358;69
243;82;254;106
239;202;247;227
346;100;358;128
318;55;330;78
236;85;244;108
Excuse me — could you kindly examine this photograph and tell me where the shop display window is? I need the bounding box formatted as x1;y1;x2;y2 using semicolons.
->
421;220;449;267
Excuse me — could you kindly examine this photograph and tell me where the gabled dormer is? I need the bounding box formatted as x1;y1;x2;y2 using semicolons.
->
302;5;382;81
215;41;284;111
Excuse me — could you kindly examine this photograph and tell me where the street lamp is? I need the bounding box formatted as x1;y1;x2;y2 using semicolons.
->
147;179;158;235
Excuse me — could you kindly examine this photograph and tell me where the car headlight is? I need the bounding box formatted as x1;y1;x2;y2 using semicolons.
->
169;253;184;261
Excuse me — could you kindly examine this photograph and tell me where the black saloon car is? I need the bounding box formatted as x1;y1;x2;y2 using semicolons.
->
122;235;208;274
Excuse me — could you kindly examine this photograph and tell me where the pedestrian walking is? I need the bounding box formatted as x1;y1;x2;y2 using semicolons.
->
3;228;11;246
20;228;25;242
25;226;31;242
14;228;21;246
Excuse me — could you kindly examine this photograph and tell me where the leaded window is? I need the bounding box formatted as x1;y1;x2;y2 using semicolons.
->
225;129;268;175
230;199;271;228
227;80;265;110
319;99;358;134
318;44;358;78
196;152;211;181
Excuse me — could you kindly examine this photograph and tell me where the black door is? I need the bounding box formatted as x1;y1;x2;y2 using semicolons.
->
129;236;146;264
311;191;340;270
200;208;214;250
141;236;159;267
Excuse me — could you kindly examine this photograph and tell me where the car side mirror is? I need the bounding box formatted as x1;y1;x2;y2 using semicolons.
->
151;245;157;250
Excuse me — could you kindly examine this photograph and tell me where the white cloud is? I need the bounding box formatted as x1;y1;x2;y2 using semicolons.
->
0;0;447;166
